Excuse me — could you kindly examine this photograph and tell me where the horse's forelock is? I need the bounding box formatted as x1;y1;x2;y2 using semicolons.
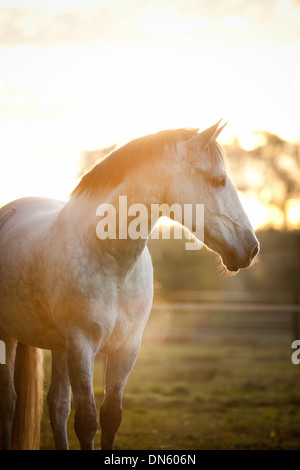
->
206;141;227;178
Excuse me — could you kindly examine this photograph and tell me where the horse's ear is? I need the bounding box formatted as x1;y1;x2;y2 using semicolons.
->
213;122;227;140
188;120;226;150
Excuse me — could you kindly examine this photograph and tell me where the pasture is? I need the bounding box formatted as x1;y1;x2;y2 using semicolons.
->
40;306;300;450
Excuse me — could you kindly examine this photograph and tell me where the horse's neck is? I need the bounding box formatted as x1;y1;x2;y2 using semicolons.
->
65;176;162;272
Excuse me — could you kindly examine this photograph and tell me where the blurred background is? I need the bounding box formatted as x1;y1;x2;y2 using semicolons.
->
0;0;300;450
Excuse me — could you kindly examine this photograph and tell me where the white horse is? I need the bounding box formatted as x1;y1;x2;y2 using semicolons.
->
0;121;259;450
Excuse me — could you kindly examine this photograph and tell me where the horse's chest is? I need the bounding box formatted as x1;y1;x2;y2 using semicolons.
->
99;292;152;354
108;248;153;314
99;265;153;353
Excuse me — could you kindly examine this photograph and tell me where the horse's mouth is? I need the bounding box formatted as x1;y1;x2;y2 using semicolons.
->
221;248;255;272
220;248;242;272
204;234;246;272
204;229;259;273
204;232;238;271
222;259;240;272
221;248;258;272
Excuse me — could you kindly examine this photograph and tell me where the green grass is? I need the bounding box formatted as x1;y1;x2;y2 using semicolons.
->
40;309;300;450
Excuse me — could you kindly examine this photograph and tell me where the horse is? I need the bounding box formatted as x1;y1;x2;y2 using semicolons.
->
0;120;259;450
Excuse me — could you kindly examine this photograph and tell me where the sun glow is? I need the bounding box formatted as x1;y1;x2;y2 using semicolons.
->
0;1;299;232
286;199;300;229
239;192;287;230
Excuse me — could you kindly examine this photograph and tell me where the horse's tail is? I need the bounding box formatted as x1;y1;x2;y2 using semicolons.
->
11;342;44;450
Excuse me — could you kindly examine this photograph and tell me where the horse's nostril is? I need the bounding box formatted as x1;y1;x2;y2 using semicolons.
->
251;243;259;260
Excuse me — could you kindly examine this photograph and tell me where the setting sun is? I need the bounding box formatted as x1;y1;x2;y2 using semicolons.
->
239;192;285;230
0;0;299;231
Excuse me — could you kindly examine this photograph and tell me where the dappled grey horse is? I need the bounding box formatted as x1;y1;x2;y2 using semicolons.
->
0;121;259;449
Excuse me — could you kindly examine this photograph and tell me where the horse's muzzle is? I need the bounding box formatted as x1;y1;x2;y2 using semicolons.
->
222;240;260;272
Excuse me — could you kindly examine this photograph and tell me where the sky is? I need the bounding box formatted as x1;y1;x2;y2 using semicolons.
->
0;0;299;227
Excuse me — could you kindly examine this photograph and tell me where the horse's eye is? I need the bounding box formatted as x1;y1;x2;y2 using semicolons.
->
210;175;226;187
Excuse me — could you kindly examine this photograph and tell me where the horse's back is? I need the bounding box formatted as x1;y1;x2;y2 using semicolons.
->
0;196;66;292
0;197;65;237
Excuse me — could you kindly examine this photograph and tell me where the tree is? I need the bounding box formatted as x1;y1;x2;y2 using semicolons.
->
225;132;300;229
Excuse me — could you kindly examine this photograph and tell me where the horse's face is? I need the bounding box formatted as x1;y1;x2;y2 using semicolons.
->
168;121;259;272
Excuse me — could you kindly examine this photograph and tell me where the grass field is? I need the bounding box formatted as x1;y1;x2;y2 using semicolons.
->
40;307;300;450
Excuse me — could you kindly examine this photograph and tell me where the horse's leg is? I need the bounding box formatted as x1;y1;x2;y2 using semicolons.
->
66;331;98;450
47;349;71;450
100;336;141;450
0;328;17;449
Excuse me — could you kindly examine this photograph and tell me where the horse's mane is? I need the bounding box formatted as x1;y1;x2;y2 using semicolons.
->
70;128;199;198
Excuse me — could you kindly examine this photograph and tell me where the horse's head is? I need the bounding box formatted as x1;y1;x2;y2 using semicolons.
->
166;121;259;272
